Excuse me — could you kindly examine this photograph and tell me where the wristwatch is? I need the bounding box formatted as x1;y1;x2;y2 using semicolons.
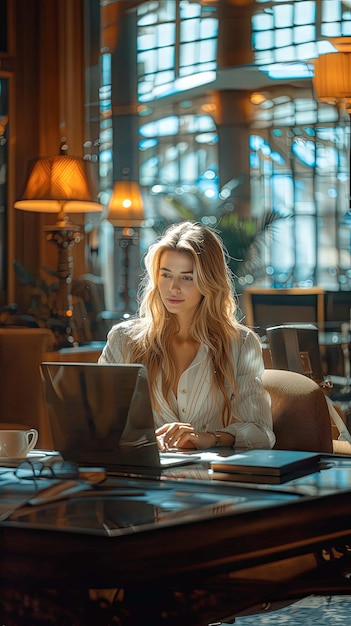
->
208;431;221;447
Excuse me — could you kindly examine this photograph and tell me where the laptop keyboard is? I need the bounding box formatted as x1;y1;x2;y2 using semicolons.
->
159;452;201;466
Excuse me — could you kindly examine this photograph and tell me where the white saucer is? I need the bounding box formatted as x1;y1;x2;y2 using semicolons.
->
0;450;50;467
0;450;62;469
0;456;27;467
27;450;51;459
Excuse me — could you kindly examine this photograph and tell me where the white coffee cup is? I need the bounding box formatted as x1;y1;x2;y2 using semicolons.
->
0;428;39;458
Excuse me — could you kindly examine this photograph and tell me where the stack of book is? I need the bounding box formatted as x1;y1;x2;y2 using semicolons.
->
210;449;321;484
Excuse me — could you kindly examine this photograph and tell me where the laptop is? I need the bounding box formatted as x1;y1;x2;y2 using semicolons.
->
40;362;200;475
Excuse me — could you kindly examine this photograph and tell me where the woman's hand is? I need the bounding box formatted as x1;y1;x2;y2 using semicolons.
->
156;422;216;450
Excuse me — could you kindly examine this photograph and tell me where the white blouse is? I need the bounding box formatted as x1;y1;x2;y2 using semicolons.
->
99;320;275;450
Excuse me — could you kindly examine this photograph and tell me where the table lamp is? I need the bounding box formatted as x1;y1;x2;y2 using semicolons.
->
14;150;102;346
106;175;144;314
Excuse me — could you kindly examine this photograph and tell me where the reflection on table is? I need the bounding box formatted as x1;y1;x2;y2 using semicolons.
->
2;457;351;626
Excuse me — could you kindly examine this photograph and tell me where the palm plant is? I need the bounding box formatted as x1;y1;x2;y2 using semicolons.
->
217;210;286;292
13;260;57;323
150;188;287;293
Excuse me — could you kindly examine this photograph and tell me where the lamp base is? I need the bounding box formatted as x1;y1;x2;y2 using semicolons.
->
113;226;140;313
45;223;82;348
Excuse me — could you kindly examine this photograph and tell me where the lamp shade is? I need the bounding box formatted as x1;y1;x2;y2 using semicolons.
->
107;180;144;226
14;155;102;222
313;38;351;106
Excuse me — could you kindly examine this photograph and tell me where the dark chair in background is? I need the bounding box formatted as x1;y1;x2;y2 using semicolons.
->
243;287;325;338
323;291;351;380
266;324;326;384
324;290;351;331
72;273;121;343
266;324;351;452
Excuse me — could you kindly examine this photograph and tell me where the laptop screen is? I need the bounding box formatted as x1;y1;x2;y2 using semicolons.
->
40;362;162;471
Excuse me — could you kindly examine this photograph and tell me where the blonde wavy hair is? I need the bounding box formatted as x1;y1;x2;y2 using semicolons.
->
123;221;241;426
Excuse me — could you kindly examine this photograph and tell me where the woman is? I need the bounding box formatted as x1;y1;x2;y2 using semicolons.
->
99;221;275;451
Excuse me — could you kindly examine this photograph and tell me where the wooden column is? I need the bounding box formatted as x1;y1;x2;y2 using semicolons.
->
13;0;87;307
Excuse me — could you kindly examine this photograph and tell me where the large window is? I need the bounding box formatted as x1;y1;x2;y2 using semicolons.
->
137;0;218;102
249;94;350;288
97;0;351;300
250;0;351;289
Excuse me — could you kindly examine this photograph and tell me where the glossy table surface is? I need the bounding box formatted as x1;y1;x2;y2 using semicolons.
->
2;455;351;624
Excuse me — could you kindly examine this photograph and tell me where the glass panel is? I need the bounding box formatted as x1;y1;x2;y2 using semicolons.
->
181;19;198;42
322;0;341;22
322;22;342;37
158;47;174;70
294;25;315;44
138;31;156;52
270;215;295;287
295;214;317;284
295;1;316;25
180;1;200;19
200;18;218;39
276;29;293;47
138;49;157;74
274;4;293;27
252;13;273;31
179;151;197;182
180;42;196;65
254;31;274;50
157;23;175;47
199;39;216;63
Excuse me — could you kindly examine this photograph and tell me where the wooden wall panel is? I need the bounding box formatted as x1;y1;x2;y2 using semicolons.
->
12;0;86;308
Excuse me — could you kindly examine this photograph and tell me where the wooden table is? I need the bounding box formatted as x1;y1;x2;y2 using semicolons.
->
2;461;351;624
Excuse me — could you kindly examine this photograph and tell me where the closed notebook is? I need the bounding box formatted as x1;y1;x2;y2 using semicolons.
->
210;467;318;485
211;449;321;478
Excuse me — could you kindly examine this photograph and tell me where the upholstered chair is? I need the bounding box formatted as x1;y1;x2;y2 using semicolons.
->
0;328;55;448
265;325;351;454
262;369;333;453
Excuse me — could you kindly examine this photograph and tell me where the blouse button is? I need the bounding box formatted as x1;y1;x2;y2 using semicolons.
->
182;388;187;394
182;408;186;414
